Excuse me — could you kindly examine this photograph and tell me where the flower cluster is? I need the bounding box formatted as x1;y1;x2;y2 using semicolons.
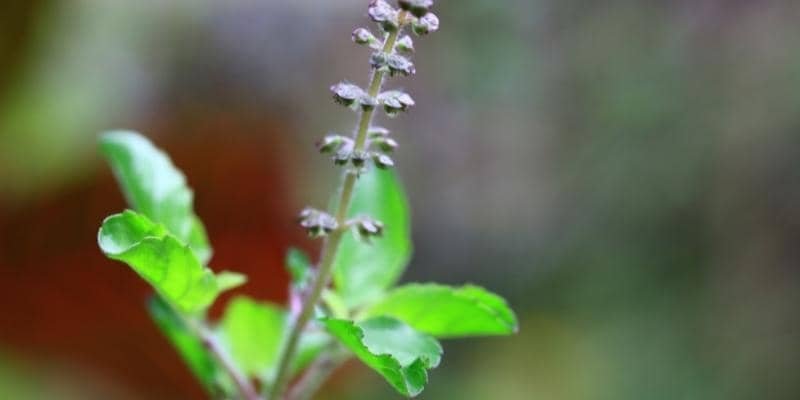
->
302;0;438;238
298;208;338;237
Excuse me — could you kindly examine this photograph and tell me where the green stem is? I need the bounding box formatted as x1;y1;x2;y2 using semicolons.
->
181;315;260;400
286;345;348;400
267;16;407;400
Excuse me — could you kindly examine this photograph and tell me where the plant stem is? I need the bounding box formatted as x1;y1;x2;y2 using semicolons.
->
268;15;407;400
286;346;348;400
182;316;261;400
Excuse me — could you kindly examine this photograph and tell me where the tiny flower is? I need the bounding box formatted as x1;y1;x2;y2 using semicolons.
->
395;35;415;54
412;12;439;35
368;126;391;138
372;137;399;152
368;0;399;32
373;153;395;169
297;207;314;222
387;54;415;76
351;150;369;168
331;82;366;108
379;90;415;117
352;28;377;46
298;208;338;237
370;52;390;72
398;0;434;18
316;134;349;153
333;148;351;166
359;94;378;111
332;138;354;166
357;218;385;238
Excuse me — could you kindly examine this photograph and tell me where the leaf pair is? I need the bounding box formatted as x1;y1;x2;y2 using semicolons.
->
319;283;517;396
100;131;212;264
321;168;518;396
97;131;244;313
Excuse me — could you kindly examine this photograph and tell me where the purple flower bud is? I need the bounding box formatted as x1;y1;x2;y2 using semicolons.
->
373;153;395;169
379;90;415;116
352;28;377;46
357;218;384;237
395;35;415;54
368;126;391;138
316;134;348;153
359;95;378;111
412;12;439;35
374;137;399;152
368;0;399;32
331;82;366;108
387;54;415;76
297;208;339;238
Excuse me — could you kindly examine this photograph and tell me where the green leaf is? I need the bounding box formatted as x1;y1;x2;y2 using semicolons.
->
363;284;518;338
220;296;286;376
220;296;328;380
147;296;221;393
98;210;236;313
216;271;248;293
332;169;412;307
323;317;441;397
100;130;212;264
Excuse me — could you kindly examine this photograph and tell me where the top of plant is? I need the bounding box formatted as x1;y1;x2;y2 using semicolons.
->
96;2;517;399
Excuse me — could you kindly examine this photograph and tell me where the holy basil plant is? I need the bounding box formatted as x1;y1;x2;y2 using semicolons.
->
96;2;516;399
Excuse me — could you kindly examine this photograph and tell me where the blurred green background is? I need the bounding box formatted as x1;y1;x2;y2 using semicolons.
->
2;0;799;399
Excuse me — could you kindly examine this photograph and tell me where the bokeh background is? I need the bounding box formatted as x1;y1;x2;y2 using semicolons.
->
2;0;799;399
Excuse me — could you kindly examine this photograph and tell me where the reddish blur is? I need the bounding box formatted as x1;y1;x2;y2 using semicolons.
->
0;113;309;398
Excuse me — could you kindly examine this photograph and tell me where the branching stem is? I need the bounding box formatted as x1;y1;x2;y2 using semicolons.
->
181;315;261;400
268;13;408;400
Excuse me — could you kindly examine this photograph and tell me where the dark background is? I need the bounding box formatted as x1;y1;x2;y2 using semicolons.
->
1;1;799;399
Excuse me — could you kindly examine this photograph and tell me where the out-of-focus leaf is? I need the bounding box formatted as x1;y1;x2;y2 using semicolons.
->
363;283;518;338
220;296;287;376
322;289;349;319
187;215;213;265
216;271;248;292
99;130;212;264
323;317;441;397
220;296;328;380
98;210;238;313
147;296;220;392
332;169;412;308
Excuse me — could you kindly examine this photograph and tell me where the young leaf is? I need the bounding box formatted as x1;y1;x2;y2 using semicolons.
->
332;169;412;307
322;317;441;397
147;296;226;394
100;130;212;264
216;271;248;292
220;296;328;380
220;296;286;376
363;283;518;338
98;210;237;313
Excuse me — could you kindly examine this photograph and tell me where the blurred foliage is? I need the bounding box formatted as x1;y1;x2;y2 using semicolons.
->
2;0;800;399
